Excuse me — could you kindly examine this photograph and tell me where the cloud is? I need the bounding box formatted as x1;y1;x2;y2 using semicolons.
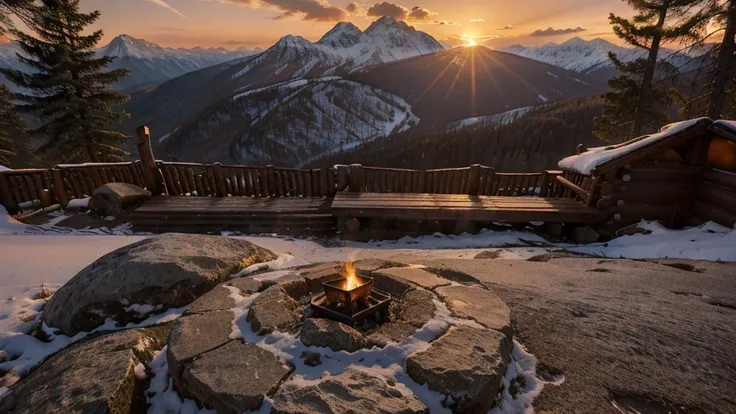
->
218;0;347;22
145;0;186;17
408;6;436;21
346;2;361;13
454;34;503;41
154;26;184;32
434;21;460;25
469;18;485;23
366;2;408;19
498;24;514;30
530;26;586;36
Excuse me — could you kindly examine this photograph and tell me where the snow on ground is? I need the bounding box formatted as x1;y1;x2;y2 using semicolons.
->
0;206;25;235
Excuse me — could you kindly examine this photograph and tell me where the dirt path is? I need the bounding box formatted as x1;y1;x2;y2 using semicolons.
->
388;256;736;413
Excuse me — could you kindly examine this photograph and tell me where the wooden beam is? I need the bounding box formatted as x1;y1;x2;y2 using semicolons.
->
136;126;164;195
0;172;18;214
51;167;69;209
556;175;588;200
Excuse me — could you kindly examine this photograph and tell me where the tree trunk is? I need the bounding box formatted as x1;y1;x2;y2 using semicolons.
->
87;144;99;163
632;5;669;138
707;0;736;119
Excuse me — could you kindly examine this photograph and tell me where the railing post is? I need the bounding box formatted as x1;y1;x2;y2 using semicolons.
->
0;172;18;214
336;165;349;192
540;170;550;197
136;125;164;195
266;166;276;197
468;164;481;196
51;167;69;209
348;164;362;192
213;163;226;197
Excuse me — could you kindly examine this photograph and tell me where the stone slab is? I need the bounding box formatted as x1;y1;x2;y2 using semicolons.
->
271;367;427;414
184;285;235;315
167;310;234;386
435;285;513;341
300;318;365;352
406;326;510;413
376;267;451;290
182;341;292;414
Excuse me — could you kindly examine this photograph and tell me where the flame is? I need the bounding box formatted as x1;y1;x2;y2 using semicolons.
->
342;261;359;290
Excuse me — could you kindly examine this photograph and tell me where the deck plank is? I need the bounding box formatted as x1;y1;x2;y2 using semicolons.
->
331;193;605;223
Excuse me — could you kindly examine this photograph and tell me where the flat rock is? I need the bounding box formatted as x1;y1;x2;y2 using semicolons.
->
300;318;365;352
182;341;292;414
278;277;311;300
184;285;235;315
376;267;451;290
406;326;510;413
397;289;435;328
571;226;601;244
0;326;169;414
372;272;414;297
227;277;264;295
367;322;417;347
89;182;151;217
354;258;404;272
271;367;427;414
43;234;276;335
247;286;300;335
299;263;343;292
167;310;234;386
435;285;513;341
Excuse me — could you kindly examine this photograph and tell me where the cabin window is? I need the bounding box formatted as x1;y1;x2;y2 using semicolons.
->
707;137;736;172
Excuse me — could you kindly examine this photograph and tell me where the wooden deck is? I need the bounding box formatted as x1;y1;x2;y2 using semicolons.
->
131;192;606;236
132;196;336;236
331;193;606;223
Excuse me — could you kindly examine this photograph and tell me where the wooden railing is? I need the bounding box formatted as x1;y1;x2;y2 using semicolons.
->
159;162;337;198
340;165;569;197
695;167;736;227
0;125;575;215
0;168;56;213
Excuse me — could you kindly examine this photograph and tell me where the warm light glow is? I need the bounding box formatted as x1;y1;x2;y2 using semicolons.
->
342;261;359;290
467;39;478;47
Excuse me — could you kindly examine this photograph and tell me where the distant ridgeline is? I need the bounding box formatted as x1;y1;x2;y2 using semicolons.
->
308;97;607;172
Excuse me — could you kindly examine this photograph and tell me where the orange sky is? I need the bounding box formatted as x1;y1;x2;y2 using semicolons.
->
81;0;634;49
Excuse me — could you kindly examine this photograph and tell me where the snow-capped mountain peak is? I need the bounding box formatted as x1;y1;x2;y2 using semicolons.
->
317;22;367;49
102;34;169;59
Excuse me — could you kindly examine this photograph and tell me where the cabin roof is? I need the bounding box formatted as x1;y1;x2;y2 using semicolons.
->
712;120;736;142
558;117;714;175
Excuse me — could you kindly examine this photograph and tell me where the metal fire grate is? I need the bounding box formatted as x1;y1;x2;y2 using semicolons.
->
310;288;392;327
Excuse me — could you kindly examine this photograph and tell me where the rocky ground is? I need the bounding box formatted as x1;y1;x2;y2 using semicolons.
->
391;254;736;413
1;230;734;414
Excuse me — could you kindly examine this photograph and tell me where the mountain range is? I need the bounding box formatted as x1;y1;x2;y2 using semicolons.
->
498;36;704;74
1;17;698;168
0;35;260;92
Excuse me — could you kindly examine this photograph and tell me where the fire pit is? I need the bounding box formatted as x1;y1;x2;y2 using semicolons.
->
311;262;392;326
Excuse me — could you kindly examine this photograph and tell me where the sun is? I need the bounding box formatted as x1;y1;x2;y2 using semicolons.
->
467;39;478;47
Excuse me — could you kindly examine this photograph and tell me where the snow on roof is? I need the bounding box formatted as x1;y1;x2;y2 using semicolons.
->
713;119;736;139
558;118;709;174
0;165;10;172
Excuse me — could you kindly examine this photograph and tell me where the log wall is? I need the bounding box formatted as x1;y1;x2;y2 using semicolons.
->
694;167;736;227
594;161;701;226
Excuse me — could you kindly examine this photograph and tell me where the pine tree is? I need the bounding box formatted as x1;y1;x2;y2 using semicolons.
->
596;0;714;140
0;0;35;37
0;85;26;167
1;0;131;163
707;0;736;118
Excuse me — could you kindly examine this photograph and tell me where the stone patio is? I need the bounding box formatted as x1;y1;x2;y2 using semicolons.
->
158;258;515;413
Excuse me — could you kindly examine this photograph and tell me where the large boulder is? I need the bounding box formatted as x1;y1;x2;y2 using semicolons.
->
43;234;277;335
89;182;151;216
406;326;510;413
0;325;170;414
271;367;428;414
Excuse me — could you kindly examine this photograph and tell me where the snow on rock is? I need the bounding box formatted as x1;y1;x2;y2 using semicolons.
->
145;346;214;414
558;118;709;174
447;106;534;131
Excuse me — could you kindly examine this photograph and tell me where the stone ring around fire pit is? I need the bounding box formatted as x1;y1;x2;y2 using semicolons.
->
163;259;515;414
